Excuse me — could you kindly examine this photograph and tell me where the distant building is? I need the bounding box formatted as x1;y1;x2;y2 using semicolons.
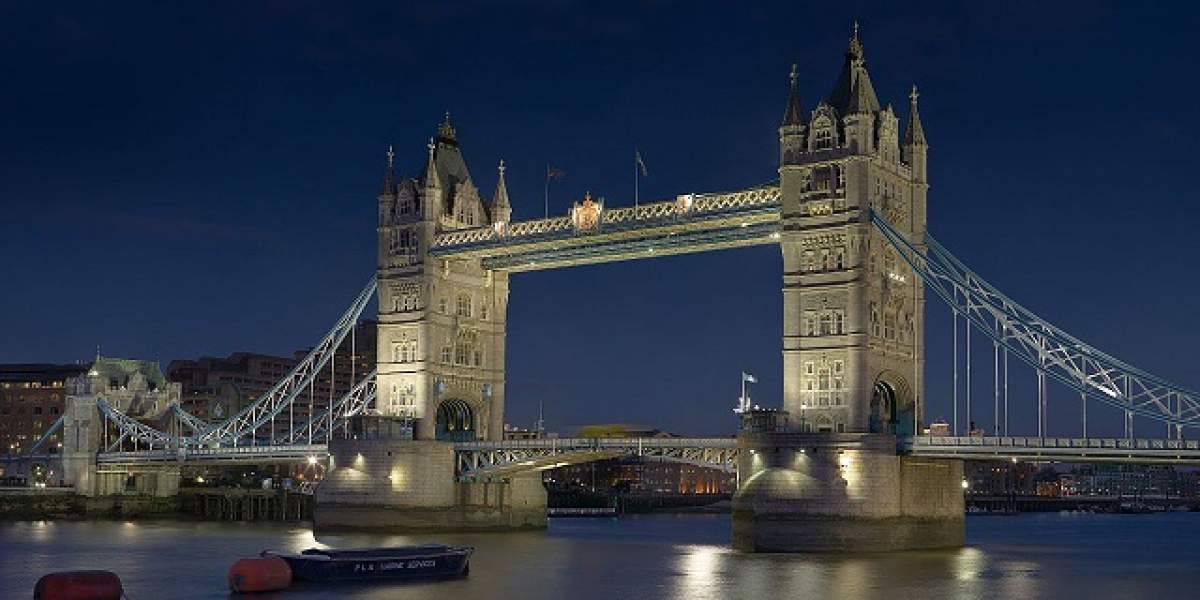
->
575;424;675;438
548;456;735;495
1060;464;1192;498
503;424;544;440
167;320;377;421
0;363;88;453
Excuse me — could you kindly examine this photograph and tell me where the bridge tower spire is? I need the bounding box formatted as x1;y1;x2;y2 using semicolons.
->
779;64;807;165
490;158;512;227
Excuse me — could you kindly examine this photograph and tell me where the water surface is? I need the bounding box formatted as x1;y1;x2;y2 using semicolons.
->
3;513;1198;599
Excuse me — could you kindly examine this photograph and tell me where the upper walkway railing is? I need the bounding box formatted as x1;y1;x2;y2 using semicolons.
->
428;185;782;271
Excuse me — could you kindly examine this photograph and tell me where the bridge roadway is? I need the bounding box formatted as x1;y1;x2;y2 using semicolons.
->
903;436;1200;464
84;435;1200;471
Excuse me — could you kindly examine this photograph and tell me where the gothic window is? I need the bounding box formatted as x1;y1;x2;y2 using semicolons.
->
804;311;817;336
438;297;447;314
390;383;400;408
480;304;488;320
835;247;845;269
814;127;833;150
870;303;881;337
390;229;418;261
820;312;833;335
473;349;483;367
441;346;452;364
814;168;831;191
454;330;478;366
456;294;472;318
397;187;415;215
821;249;831;270
392;343;402;363
833;310;845;335
884;311;896;340
392;296;401;313
835;165;845;190
803;250;814;272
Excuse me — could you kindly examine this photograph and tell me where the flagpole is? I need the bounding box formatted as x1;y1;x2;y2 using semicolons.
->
544;164;550;219
634;149;639;212
741;373;746;412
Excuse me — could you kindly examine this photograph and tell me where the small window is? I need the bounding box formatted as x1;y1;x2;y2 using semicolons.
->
456;294;472;318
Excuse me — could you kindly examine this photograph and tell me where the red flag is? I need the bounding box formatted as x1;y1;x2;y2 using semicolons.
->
546;166;566;180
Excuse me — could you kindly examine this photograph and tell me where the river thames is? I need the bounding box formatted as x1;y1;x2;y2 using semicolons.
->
3;513;1199;598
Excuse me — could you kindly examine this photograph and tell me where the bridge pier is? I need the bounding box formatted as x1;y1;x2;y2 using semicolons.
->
732;421;963;552
314;430;546;532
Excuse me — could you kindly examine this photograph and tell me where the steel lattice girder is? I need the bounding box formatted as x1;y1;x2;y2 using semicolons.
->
453;438;739;478
168;403;209;435
196;277;377;446
872;211;1200;430
98;399;178;451
278;369;377;445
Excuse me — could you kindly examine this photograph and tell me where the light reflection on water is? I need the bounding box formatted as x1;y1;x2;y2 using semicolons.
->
1;513;1199;599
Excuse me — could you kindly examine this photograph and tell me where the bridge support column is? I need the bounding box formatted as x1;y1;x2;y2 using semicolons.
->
732;430;963;552
314;431;545;532
61;395;100;496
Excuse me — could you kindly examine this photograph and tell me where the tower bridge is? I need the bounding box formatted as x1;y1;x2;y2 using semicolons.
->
10;26;1200;552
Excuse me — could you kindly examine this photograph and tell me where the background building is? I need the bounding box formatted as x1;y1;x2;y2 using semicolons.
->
0;363;87;453
166;320;376;422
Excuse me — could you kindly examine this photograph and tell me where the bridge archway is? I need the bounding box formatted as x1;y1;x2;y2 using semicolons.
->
436;399;477;442
870;371;914;436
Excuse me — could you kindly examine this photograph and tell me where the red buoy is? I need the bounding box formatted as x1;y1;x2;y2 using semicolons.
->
227;556;292;593
34;571;123;600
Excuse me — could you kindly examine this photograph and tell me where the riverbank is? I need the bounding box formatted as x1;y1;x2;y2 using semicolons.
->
0;488;178;519
0;487;311;521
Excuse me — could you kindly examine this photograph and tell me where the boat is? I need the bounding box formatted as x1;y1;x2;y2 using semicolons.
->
262;545;473;583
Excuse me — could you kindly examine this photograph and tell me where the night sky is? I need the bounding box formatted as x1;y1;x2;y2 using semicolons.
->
3;2;1198;438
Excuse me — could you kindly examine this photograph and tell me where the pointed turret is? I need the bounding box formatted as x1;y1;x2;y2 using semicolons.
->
828;22;879;116
779;64;808;165
903;85;927;147
904;85;928;184
420;137;443;221
380;145;396;195
490;158;512;226
781;64;806;127
378;145;398;227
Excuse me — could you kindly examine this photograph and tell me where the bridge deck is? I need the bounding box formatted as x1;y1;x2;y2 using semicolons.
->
427;186;781;271
903;436;1200;464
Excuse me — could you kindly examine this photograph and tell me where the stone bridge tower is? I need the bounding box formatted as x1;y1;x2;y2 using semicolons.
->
376;115;510;442
778;26;928;435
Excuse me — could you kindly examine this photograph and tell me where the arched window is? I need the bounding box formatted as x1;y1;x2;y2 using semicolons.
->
480;304;488;320
833;310;844;335
820;312;833;335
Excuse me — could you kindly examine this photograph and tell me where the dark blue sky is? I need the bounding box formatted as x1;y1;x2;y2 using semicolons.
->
3;2;1198;437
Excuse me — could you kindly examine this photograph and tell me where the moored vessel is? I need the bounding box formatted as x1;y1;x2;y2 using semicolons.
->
263;544;472;583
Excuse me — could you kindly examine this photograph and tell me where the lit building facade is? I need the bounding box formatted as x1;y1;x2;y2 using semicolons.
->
0;364;87;453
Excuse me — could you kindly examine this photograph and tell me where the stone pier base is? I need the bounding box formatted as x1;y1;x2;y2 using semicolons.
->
314;439;546;532
732;433;963;552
